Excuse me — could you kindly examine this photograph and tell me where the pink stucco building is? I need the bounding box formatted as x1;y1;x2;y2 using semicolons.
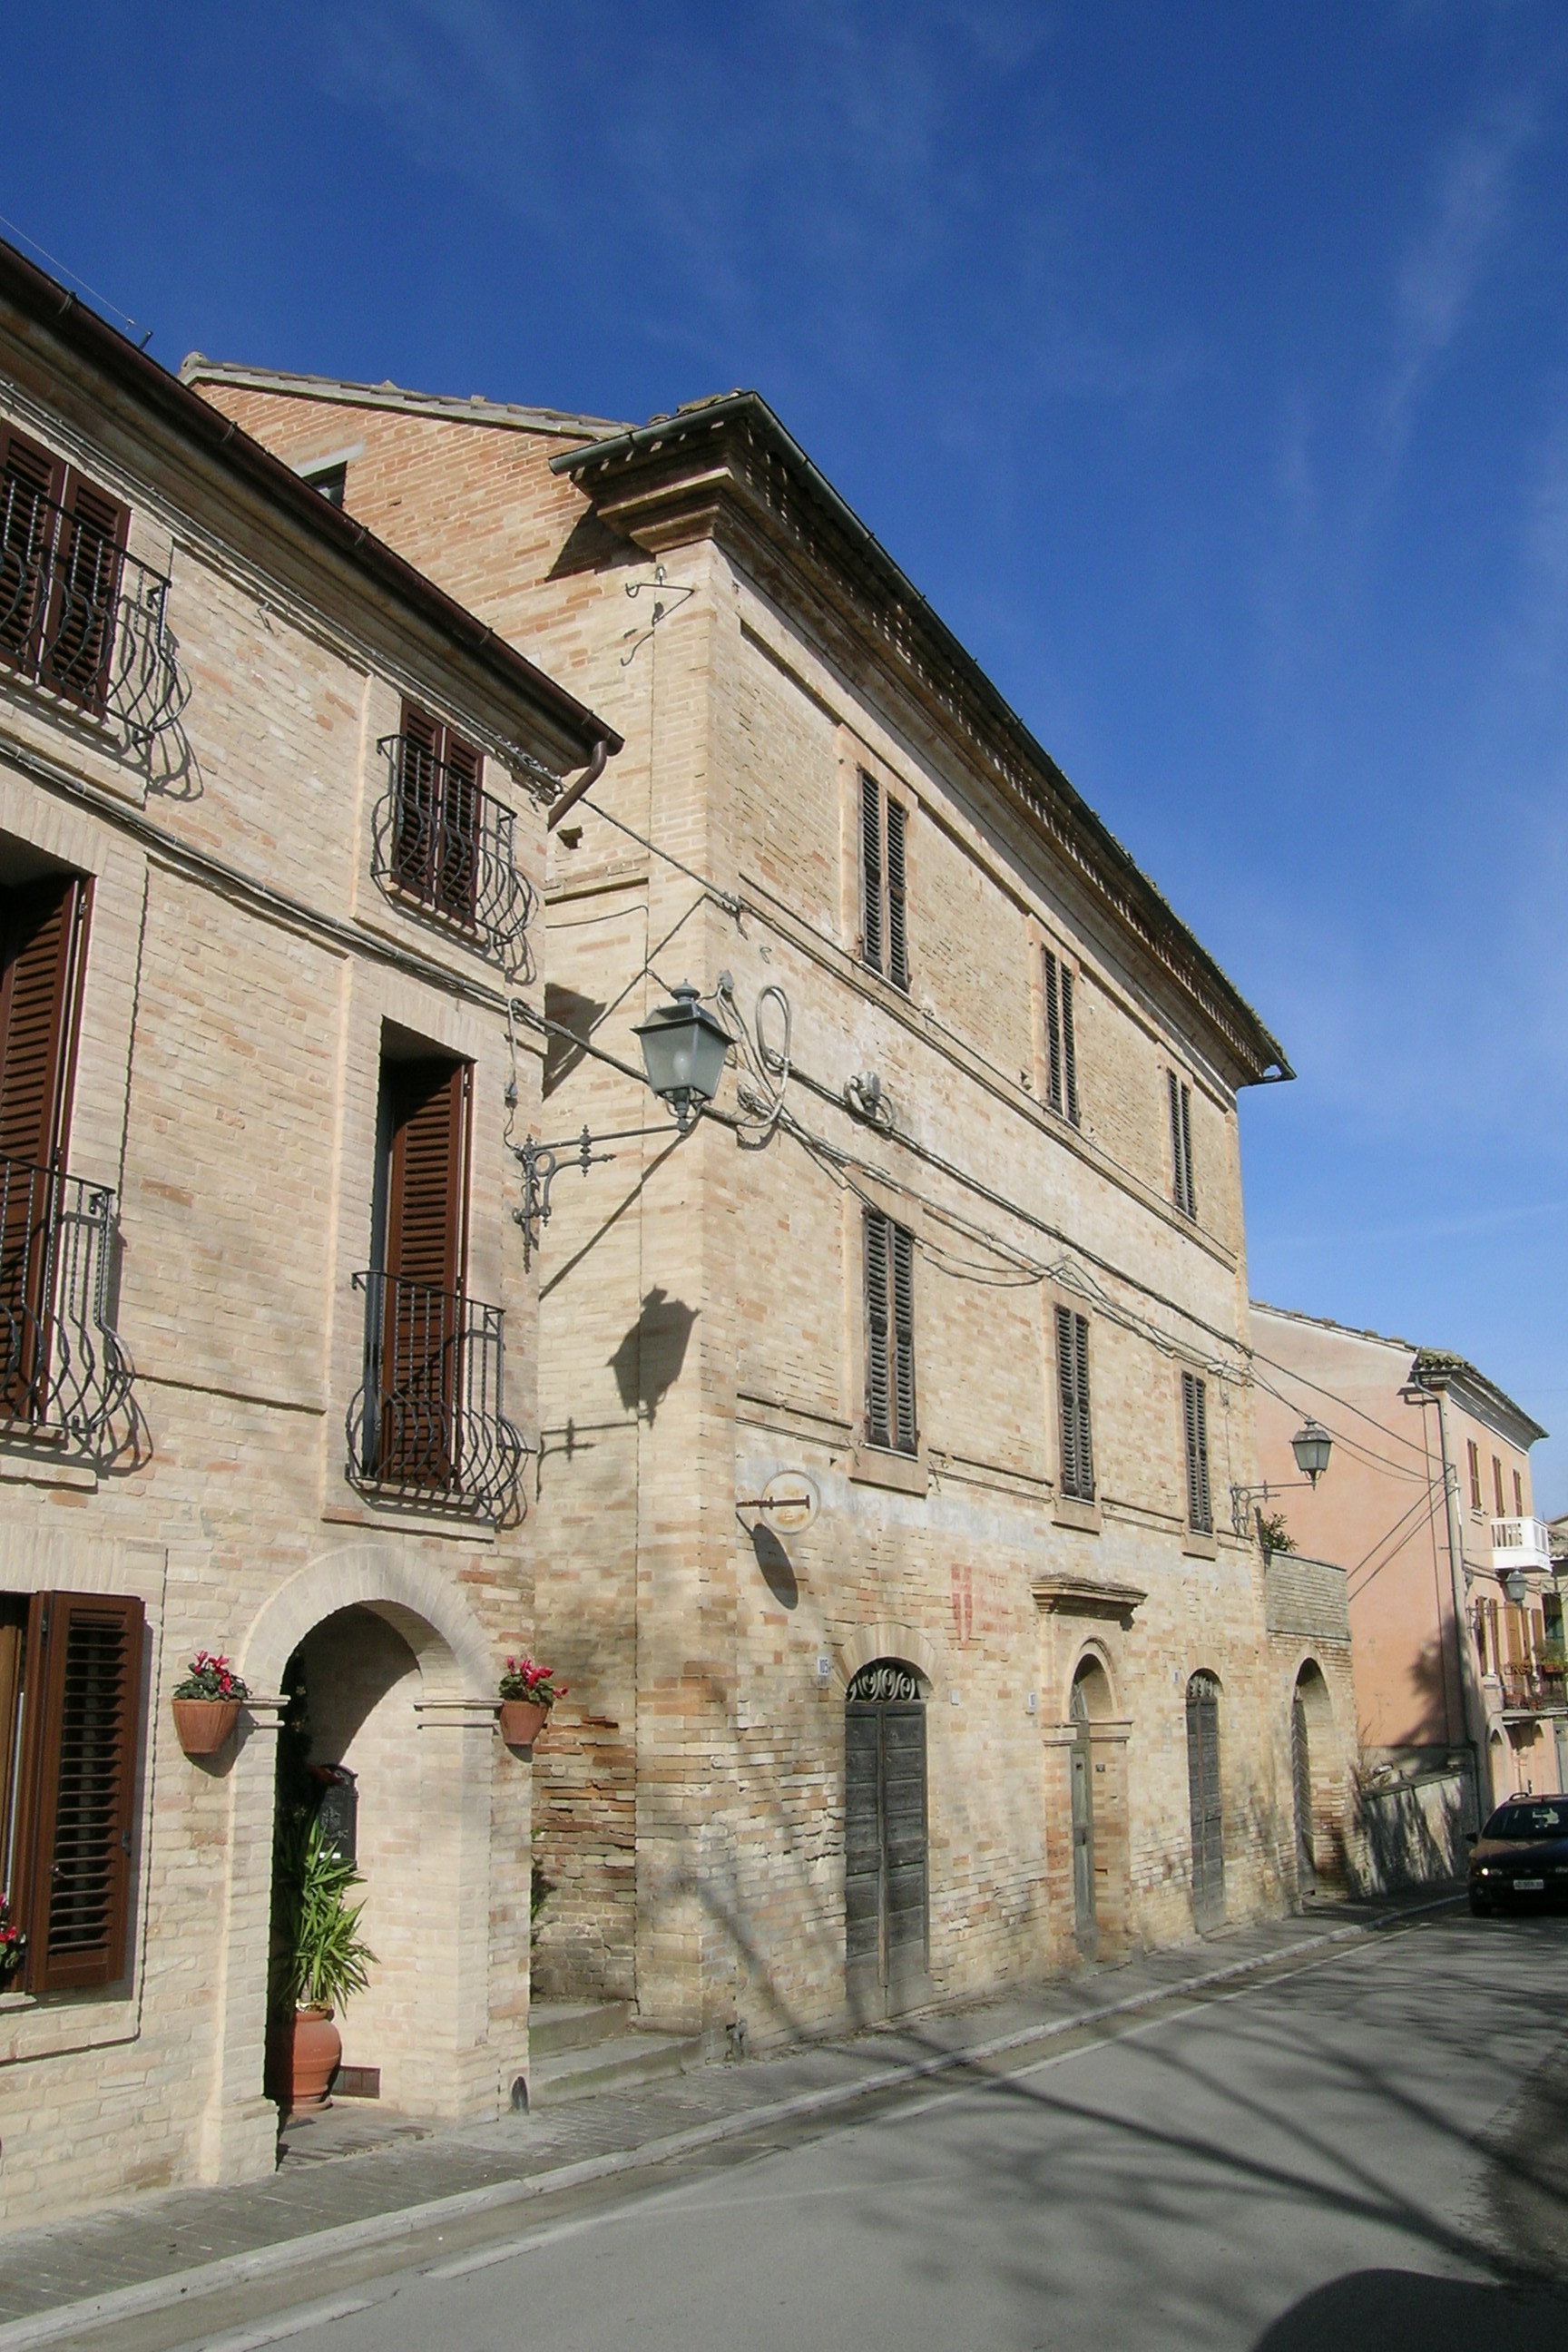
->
1250;1304;1561;1879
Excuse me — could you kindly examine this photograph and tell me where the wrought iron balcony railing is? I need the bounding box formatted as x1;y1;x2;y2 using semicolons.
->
346;1269;525;1521
1497;1662;1567;1717
0;475;183;742
371;733;534;967
0;1156;132;1450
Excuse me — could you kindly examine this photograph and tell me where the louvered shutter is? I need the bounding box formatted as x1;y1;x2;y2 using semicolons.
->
437;732;481;923
1056;1306;1093;1500
0;876;92;1419
859;773;883;974
17;1591;143;1993
1182;1371;1211;1532
891;1220;916;1454
394;703;442;899
381;1060;469;1486
1467;1442;1481;1512
864;1208;891;1448
1493;1456;1506;1519
0;431;63;671
885;797;909;993
1073;1310;1093;1494
44;473;127;709
1169;1073;1183;1209
1061;966;1079;1125
1044;953;1063;1114
1180;1083;1194;1215
1514;1469;1524;1519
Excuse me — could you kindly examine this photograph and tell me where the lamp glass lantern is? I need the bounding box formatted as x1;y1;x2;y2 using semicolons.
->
1503;1567;1529;1608
1291;1417;1332;1488
633;981;731;1132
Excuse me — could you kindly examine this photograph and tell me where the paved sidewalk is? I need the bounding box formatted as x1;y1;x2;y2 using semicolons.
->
0;1890;1458;2342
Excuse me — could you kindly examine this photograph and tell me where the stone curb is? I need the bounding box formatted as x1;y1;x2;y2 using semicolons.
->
0;1896;1462;2351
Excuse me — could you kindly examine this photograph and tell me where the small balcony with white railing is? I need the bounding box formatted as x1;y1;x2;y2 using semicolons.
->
1490;1517;1553;1573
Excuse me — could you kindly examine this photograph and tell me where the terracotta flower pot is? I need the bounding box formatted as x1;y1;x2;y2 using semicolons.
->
172;1697;240;1756
267;2005;341;2112
498;1698;550;1748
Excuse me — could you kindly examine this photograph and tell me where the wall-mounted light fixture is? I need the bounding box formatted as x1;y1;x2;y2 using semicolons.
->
632;981;732;1133
1230;1418;1334;1538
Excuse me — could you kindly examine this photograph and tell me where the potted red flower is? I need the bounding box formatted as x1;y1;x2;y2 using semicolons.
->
0;1896;25;1990
497;1656;564;1749
172;1652;249;1756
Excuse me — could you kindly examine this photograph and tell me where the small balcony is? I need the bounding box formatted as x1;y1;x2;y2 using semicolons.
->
346;1269;524;1523
0;1156;132;1451
1490;1517;1553;1573
371;733;534;968
1497;1662;1567;1719
0;481;182;741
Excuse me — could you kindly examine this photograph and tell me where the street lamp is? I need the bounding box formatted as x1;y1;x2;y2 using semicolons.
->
632;981;732;1132
1503;1567;1529;1608
1290;1417;1332;1487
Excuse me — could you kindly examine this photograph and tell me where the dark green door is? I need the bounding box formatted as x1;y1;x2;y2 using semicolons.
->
1069;1678;1097;1956
846;1661;927;2017
1291;1691;1315;1899
1186;1671;1225;1930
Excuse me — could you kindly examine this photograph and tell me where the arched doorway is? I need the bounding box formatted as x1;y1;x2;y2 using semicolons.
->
1186;1671;1225;1930
1069;1655;1113;1958
845;1660;927;2020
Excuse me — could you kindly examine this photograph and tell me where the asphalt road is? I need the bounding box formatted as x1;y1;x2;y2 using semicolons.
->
200;1911;1568;2352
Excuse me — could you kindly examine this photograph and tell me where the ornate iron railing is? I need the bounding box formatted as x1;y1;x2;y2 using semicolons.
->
0;1156;132;1449
0;476;182;741
371;733;534;967
1497;1663;1567;1716
346;1269;525;1520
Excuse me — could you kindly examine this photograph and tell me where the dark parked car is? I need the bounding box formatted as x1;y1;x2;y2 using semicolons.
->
1468;1798;1568;1914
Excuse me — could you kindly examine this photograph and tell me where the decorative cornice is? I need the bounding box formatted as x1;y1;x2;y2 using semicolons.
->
1031;1574;1147;1627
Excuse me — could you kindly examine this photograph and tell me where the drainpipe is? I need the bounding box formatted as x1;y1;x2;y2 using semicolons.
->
1429;1379;1488;1826
547;738;611;833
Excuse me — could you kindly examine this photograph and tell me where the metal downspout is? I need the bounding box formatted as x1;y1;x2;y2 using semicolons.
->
546;738;611;832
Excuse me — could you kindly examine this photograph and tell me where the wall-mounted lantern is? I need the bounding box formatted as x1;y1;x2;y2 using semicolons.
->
632;981;732;1133
1231;1417;1335;1538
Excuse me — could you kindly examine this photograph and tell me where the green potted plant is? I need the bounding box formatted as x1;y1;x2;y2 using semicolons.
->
172;1651;250;1756
497;1655;565;1749
265;1816;377;2114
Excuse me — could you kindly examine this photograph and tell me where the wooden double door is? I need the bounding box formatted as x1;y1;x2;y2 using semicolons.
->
845;1661;928;2018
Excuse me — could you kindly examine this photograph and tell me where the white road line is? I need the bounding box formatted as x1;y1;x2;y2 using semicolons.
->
196;2293;373;2351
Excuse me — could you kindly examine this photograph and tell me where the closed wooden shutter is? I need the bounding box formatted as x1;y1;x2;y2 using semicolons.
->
1182;1370;1211;1532
0;876;92;1418
1044;952;1063;1114
891;1220;916;1454
0;430;63;670
1514;1468;1524;1519
44;472;127;709
864;1207;891;1449
1056;1305;1093;1500
859;771;883;975
16;1591;143;1993
885;796;908;993
380;1059;470;1486
1493;1456;1506;1519
1061;965;1078;1124
1467;1441;1482;1512
394;703;442;898
437;732;481;922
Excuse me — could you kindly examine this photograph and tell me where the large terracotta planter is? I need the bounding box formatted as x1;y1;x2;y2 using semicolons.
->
172;1698;240;1757
267;2005;341;2112
498;1699;550;1749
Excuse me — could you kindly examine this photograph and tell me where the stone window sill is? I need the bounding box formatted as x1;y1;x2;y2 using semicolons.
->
1052;1494;1102;1534
848;1442;929;1497
1181;1527;1219;1560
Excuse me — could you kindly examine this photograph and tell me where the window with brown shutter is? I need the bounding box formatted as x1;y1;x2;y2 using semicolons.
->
858;772;910;994
1181;1370;1212;1533
1169;1073;1195;1219
1493;1455;1506;1519
392;702;482;926
1055;1304;1093;1500
1467;1439;1482;1511
0;873;92;1422
0;432;127;715
11;1590;144;1994
372;1055;470;1489
1044;951;1080;1126
864;1206;916;1455
1514;1467;1524;1518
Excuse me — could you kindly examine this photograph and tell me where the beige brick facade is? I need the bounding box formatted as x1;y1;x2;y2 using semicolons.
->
0;254;612;2223
191;367;1327;2053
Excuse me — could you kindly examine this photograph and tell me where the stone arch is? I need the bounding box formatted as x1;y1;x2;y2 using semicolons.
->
1290;1657;1343;1897
1065;1640;1117;1720
835;1620;940;1694
237;1543;495;1701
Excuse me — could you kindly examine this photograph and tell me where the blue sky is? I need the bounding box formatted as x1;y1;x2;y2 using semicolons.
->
8;2;1568;1499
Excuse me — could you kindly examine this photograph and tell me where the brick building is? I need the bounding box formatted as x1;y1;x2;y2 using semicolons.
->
189;363;1315;2050
1252;1303;1560;1881
0;244;615;2222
